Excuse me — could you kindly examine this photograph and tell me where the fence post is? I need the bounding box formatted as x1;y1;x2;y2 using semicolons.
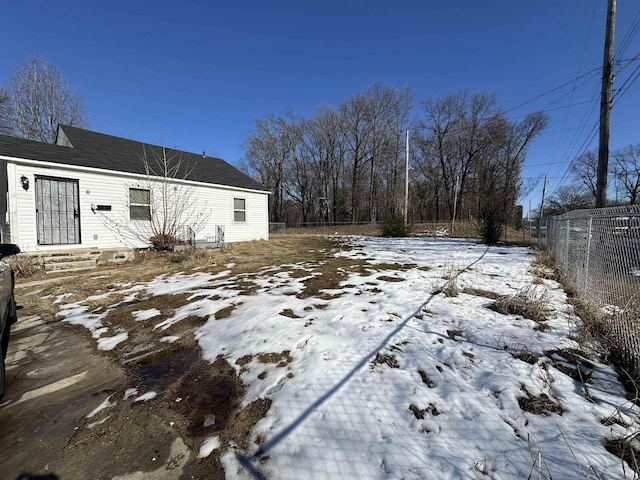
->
584;217;592;295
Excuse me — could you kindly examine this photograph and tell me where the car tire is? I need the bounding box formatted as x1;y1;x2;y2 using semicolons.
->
1;320;9;361
0;340;5;402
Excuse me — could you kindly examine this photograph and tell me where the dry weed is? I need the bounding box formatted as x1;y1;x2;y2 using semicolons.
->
604;433;640;476
433;263;462;297
489;286;551;325
8;254;44;279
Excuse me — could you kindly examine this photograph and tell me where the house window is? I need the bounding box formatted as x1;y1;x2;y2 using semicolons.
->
130;188;151;220
234;198;246;222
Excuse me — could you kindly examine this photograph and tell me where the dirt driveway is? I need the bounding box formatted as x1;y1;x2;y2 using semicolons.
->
0;278;256;480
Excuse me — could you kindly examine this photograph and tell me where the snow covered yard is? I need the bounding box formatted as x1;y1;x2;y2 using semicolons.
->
55;236;640;479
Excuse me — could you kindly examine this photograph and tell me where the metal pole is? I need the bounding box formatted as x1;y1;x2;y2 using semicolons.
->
596;0;616;208
528;199;532;239
404;129;409;225
538;174;547;244
584;217;593;295
451;175;460;233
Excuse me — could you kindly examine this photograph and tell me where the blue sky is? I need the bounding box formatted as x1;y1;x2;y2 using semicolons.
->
2;1;639;211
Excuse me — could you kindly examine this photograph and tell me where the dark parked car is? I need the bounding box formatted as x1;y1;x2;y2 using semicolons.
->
0;243;20;401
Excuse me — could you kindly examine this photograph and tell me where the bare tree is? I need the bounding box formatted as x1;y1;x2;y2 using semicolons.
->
0;57;86;143
570;151;598;200
475;111;548;242
96;146;209;249
243;114;294;223
304;107;346;223
546;184;593;215
0;87;12;137
417;91;497;222
613;144;640;204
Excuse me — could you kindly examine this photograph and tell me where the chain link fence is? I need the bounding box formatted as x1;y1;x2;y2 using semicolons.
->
542;204;640;377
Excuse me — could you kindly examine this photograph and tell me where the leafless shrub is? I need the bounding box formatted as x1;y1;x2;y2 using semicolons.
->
8;254;44;279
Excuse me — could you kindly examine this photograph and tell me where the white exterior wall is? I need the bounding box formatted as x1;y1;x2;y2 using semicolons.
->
5;158;269;253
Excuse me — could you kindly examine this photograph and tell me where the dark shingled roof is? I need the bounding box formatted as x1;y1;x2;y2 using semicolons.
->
0;125;267;192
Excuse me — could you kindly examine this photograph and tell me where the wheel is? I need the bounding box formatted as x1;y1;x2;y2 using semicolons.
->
0;340;5;402
1;319;9;361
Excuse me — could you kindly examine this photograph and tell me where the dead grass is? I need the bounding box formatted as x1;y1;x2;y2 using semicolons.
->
376;275;405;283
295;257;370;299
434;264;462;297
463;288;501;300
604;435;640;476
447;329;464;339
215;304;238;320
409;403;441;419
258;351;292;367
518;389;563;416
489;287;551;325
14;235;345;319
371;352;399;369
8;254;45;279
417;369;434;387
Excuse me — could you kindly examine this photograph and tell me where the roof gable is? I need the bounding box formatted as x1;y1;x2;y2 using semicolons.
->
0;126;267;192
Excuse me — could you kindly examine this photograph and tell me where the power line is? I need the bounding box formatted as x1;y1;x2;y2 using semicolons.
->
502;68;601;115
545;121;599;201
551;0;599;170
617;7;640;59
615;51;640;76
612;61;640;106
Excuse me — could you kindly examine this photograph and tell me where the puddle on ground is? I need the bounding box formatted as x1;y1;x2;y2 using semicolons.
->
129;348;245;438
130;347;202;392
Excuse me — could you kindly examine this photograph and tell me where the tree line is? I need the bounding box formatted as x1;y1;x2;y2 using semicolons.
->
243;85;548;241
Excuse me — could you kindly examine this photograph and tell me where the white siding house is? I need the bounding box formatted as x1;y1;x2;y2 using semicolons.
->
0;126;270;253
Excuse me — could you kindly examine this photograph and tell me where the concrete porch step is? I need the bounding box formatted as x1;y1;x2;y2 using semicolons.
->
24;248;134;275
45;261;98;274
41;253;101;264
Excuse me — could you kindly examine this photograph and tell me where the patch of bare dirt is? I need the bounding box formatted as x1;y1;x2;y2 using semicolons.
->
215;304;238;319
280;309;301;318
463;288;501;300
371;352;399;369
518;387;563;416
417;369;435;387
258;351;293;367
296;257;371;299
376;275;405;282
447;329;464;339
409;403;441;419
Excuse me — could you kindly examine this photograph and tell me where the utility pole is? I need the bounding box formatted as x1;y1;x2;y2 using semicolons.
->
404;129;409;225
596;0;616;208
538;174;547;242
451;174;460;233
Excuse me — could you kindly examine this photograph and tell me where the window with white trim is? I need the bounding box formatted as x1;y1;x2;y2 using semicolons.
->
130;188;151;220
233;198;246;222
